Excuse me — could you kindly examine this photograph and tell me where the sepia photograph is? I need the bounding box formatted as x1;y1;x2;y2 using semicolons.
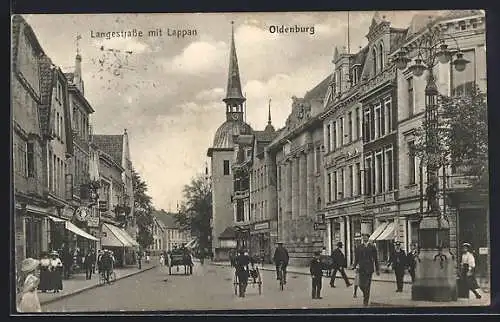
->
11;9;489;313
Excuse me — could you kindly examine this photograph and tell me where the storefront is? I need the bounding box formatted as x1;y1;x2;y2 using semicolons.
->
250;220;274;263
349;215;362;266
326;208;363;267
101;223;139;266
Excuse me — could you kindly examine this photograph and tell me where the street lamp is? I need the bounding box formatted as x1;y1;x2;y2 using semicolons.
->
393;21;469;302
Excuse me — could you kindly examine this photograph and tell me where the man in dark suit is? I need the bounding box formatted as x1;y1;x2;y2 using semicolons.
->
330;242;352;288
310;251;323;299
235;249;251;297
387;241;407;292
353;233;380;306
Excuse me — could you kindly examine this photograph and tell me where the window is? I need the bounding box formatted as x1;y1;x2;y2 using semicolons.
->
327;173;332;202
340;168;345;199
48;150;53;190
372;47;377;75
451;49;476;96
356;107;361;140
333;171;338;201
339;117;344;146
374;104;382;139
236;200;244;222
384;97;392;134
355;162;362;196
408;141;416;185
385;148;394;191
326;124;331;152
365;156;372;196
332;122;337;149
348;112;353;143
315;146;321;173
363;109;371;142
407;77;414;116
277;166;281;191
348;165;354;198
337;69;342;94
27;142;35;178
376;152;383;194
379;43;384;71
223;160;230;175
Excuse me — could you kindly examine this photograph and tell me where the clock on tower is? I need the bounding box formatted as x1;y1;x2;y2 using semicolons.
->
231;113;241;121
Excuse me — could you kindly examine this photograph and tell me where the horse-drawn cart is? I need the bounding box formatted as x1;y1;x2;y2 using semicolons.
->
168;250;193;275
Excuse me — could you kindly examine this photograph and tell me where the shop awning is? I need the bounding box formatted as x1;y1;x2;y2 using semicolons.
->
65;221;99;241
102;223;139;248
368;222;389;241
48;215;65;223
185;238;198;249
219;226;236;239
376;222;396;241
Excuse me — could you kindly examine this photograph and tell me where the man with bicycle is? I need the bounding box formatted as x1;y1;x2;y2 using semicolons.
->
273;241;289;285
100;250;113;284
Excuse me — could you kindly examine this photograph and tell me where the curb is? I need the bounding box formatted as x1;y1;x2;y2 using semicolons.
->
209;263;412;284
40;265;158;305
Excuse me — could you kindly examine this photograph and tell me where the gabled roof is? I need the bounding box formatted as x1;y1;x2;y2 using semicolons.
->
152;210;181;229
304;74;331;102
92;135;124;166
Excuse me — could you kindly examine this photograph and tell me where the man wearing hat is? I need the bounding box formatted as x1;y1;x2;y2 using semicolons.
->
273;241;289;284
387;241;407;292
330;241;351;288
310;251;323;299
353;233;380;306
234;249;251;297
461;242;482;299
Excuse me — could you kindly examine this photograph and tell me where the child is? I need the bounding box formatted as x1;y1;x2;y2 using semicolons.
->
310;251;323;299
17;258;42;313
353;267;360;298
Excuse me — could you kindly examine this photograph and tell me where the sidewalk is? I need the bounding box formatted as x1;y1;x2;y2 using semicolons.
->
210;261;490;307
210;261;413;284
38;262;157;305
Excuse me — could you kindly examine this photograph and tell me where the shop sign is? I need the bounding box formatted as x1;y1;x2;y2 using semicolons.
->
479;247;488;255
87;210;100;228
74;206;92;222
254;222;269;230
373;205;397;214
313;223;327;230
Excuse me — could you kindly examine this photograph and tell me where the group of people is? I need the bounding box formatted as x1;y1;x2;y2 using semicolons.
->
38;251;63;293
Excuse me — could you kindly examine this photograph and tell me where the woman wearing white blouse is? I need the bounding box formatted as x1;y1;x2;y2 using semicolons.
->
461;243;481;299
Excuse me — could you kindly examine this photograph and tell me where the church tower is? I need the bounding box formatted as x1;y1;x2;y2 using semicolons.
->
207;22;253;261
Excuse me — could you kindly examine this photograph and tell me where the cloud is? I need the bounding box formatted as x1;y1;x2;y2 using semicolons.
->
162;41;228;74
195;87;225;101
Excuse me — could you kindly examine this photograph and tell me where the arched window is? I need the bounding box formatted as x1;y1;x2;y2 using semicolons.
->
379;42;384;71
372;47;378;75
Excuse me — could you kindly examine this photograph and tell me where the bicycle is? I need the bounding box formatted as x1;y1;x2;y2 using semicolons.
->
277;262;286;291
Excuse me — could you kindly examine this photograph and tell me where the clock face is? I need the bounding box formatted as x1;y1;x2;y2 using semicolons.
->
232;113;239;120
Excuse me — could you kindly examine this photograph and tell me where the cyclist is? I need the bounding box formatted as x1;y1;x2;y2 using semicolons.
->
100;250;113;284
273;241;289;285
234;249;250;297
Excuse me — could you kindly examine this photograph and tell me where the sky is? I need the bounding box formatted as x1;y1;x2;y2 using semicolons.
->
23;10;444;211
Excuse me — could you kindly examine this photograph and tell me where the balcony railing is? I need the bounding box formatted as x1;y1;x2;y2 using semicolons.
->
233;190;250;200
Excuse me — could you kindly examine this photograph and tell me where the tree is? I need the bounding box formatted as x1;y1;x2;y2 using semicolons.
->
174;174;212;252
414;85;489;191
132;168;154;249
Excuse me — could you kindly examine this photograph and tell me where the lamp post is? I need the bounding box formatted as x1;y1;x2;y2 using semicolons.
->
392;20;469;302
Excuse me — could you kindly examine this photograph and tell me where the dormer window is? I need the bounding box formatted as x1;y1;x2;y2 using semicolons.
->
372;47;378;75
379;42;384;71
352;65;360;85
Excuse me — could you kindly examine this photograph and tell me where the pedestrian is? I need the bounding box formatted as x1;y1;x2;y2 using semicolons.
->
387;241;407;292
17;258;42;313
353;267;360;298
159;254;165;266
137;251;142;269
49;250;63;293
310;251;323;299
330;242;352;288
273;241;289;284
353;233;380;306
461;242;482;299
38;252;51;293
235;249;250;297
85;249;96;280
407;244;418;283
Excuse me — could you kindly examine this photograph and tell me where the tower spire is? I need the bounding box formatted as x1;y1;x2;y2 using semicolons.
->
268;98;272;125
264;98;275;133
223;21;246;108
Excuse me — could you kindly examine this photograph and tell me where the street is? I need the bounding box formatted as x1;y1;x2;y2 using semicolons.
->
42;262;420;311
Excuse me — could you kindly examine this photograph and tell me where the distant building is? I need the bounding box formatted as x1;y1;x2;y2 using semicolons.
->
149;215;166;255
153;210;192;252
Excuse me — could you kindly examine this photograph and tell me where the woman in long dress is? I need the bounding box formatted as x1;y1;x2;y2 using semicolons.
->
50;251;63;293
17;258;42;313
38;252;51;292
461;242;482;299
